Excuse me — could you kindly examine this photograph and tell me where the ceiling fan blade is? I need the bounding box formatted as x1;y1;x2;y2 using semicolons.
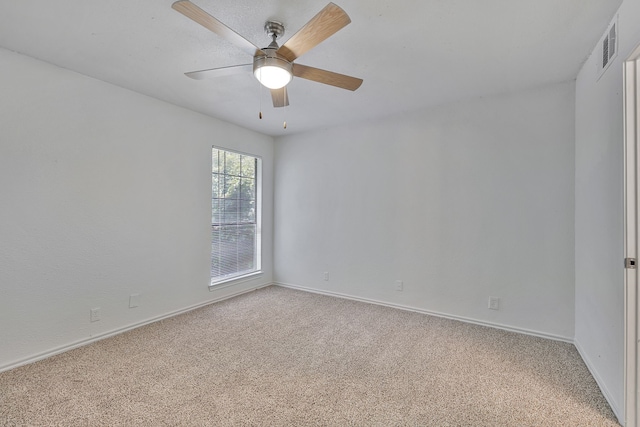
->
271;88;289;108
172;1;263;57
277;3;351;62
293;63;362;91
184;64;253;80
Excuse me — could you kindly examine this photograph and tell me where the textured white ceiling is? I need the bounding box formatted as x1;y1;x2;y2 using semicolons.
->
0;0;622;136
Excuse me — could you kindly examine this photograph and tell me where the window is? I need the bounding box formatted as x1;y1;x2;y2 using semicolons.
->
211;148;261;284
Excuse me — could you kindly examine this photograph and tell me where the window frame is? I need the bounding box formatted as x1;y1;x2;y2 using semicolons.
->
210;146;262;288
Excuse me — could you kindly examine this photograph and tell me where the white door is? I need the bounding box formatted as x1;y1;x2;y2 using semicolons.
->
624;42;640;427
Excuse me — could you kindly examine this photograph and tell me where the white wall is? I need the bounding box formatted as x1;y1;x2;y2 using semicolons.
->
0;47;274;370
274;82;576;340
574;0;640;420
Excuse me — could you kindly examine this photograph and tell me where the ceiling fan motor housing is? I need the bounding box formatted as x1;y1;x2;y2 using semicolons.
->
253;21;293;89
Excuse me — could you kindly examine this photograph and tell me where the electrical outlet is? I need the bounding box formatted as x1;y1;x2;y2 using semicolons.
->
395;280;403;291
90;307;101;322
488;297;500;311
129;293;141;308
323;271;329;281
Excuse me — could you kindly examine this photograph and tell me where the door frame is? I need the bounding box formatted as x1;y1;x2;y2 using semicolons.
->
624;42;640;427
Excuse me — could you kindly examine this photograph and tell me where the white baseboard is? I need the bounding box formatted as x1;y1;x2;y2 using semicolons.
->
0;281;272;374
274;281;573;343
574;339;624;425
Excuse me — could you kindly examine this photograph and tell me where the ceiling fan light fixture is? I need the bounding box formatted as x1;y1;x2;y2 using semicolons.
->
253;55;293;89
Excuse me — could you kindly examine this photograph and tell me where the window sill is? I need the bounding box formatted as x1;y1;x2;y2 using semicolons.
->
209;271;263;291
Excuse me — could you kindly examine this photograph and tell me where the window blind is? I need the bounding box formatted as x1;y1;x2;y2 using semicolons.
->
211;148;259;283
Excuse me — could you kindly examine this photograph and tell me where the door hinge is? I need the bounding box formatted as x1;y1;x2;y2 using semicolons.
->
625;258;637;269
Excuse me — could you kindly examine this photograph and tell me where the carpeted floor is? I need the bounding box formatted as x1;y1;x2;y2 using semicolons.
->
0;285;620;426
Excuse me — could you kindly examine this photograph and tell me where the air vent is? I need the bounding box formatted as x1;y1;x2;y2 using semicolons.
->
598;15;618;80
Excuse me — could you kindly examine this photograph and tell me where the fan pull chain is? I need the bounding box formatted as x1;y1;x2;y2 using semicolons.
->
258;69;263;119
283;86;287;129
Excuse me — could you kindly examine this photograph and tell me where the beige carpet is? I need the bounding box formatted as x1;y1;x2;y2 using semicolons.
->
0;286;619;426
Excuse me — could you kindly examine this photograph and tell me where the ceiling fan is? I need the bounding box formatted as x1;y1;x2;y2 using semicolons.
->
172;1;363;108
